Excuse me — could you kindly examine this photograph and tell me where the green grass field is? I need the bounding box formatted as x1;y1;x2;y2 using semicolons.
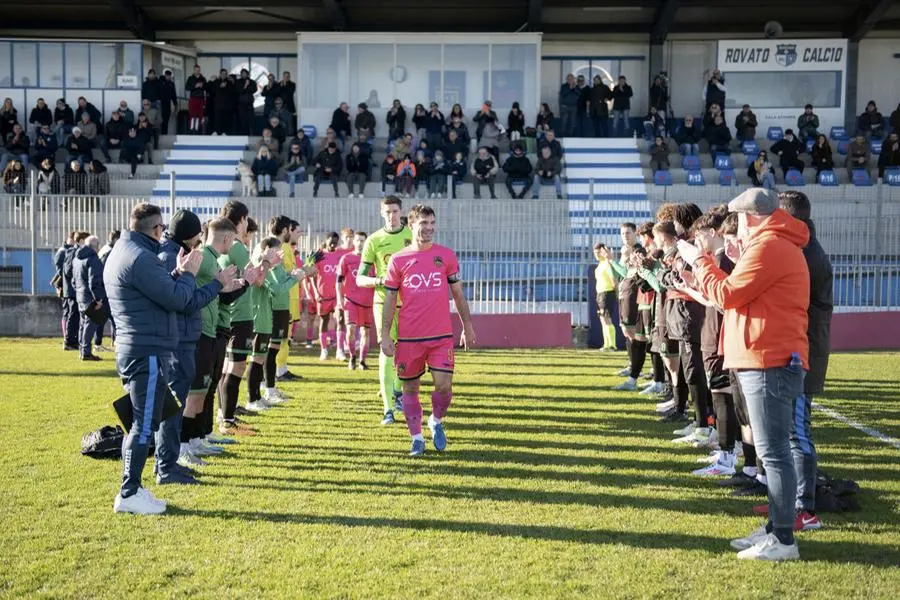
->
1;339;899;599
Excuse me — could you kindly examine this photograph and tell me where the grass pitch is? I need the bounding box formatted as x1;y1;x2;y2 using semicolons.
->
0;340;898;599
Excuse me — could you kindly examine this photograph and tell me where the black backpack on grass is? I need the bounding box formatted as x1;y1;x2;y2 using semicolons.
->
81;425;125;459
815;469;861;512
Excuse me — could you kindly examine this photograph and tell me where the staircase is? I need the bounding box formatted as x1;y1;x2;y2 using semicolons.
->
152;135;248;203
562;138;653;248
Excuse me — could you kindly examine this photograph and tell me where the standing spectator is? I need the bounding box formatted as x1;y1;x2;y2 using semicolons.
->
676;115;702;156
507;102;525;142
355;102;377;141
536;102;554;139
28;98;53;139
74;97;102;133
471;146;498;200
278;71;296;115
142;101;163;149
120;127;145;179
210;69;236;136
104;202;205;514
771;129;805;178
105;110;127;152
252;146;277;196
649;75;669;119
31;124;57;165
473;100;499;146
381;154;398;195
65;127;93;170
412;104;427;138
532;145;562;200
0;98;19;140
53;98;75;145
878;132;900;179
423;102;445;150
857;101;884;139
386;99;406;143
576;75;589;137
2;123;30;170
395;154;416;197
810;135;834;176
117;101;135;126
703;68;727;114
502;144;533;199
890;102;900;135
141;69;163;110
54;233;73;340
86;160;110;195
704;115;732;158
345;142;370;198
185;65;207;134
330;102;352;149
283;141;308;198
846;133;871;179
429;149;449;198
558;74;580;137
678;187;810;561
586;76;610;138
312;142;342;197
611;76;633;137
61;232;88;350
236;68;258;136
796;104;819;143
73;235;105;361
748;150;776;189
37;157;60;194
160;70;178;135
79;112;112;162
260;73;279;118
734;104;758;142
649;136;670;172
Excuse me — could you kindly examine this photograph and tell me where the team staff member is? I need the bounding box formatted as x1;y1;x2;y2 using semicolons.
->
72;235;105;362
104;203;203;515
275;219;303;381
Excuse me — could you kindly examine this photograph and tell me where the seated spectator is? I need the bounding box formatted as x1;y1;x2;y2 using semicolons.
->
473;101;499;145
74;97;102;133
2;159;26;194
702;103;722;129
507;103;525;142
135;115;155;163
329;102;352;148
53;98;75;146
258;128;281;158
355;102;376;141
312;142;342;198
704;115;732;157
446;116;471;147
290;128;314;164
424;103;446;150
797;104;819;143
810;134;834;175
412;104;427;137
119;127;145;179
283;142;308;198
319;127;339;153
105;111;128;151
2;124;30;170
386;99;406;143
536;103;554;139
649;136;670;172
28;98;53;139
891;103;900;136
117;101;135;125
675;115;701;156
252;146;278;196
64;160;87;194
503;144;533;199
416;138;432;159
857;101;885;139
448;151;467;199
345;142;370;198
642;106;666;141
391;132;413;161
480;118;502;160
771;128;805;178
31;124;58;165
471;146;499;200
381;154;398;195
748;150;776;189
878;132;900;179
540;129;564;161
36;157;60;194
141;100;162;149
734;104;758;142
429;150;449;198
447;103;464;124
269;98;292;134
395;154;416;198
65;127;93;170
79;112;112;163
532;145;563;200
86;160;109;195
443;129;468;163
0;98;19;140
414;150;430;198
846;133;871;178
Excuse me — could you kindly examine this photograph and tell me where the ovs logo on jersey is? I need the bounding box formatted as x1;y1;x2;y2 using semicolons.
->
403;272;443;290
322;264;339;274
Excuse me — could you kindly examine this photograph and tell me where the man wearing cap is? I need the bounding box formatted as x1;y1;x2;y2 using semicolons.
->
677;188;810;561
161;70;178;135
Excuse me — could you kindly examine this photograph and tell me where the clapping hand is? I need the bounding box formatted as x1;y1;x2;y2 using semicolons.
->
676;239;701;267
177;247;203;276
215;264;238;287
243;264;265;287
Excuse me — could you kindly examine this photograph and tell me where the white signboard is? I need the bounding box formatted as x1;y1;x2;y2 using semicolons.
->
117;75;139;89
717;39;847;73
161;51;184;73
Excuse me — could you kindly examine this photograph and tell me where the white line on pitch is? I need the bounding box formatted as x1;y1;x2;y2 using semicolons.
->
812;402;900;451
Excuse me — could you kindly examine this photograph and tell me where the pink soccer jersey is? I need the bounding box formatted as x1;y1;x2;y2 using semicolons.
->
339;252;375;308
384;244;461;342
315;250;343;301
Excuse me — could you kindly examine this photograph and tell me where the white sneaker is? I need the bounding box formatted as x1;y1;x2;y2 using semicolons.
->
692;452;736;476
336;349;347;361
319;349;328;361
655;399;676;413
245;401;269;413
177;449;207;467
639;382;663;396
613;378;637;391
693;428;718;450
730;525;769;551
736;534;800;561
615;367;631;377
672;430;703;444
696;450;719;464
114;487;166;515
193;438;225;455
263;389;288;405
673;422;696;436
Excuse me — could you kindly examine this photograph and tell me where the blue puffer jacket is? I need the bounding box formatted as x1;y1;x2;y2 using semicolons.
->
61;245;78;299
158;238;223;348
73;244;106;308
104;230;200;357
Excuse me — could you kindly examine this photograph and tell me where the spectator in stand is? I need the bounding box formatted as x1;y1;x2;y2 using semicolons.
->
878;132;900;179
447;103;464;124
642;106;665;140
391;132;413;161
386;99;406;143
891;103;900;135
291;128;314;164
381;154;398;195
313;141;342;197
135;113;156;162
283;141;308;198
449;151;467;199
278;71;296;116
473;101;499;146
649;75;669;120
576;75;590;137
412;103;427;138
676;115;702;156
536;102;554;139
74;97;102;133
857;101;885;140
261;73;279;117
65;127;93;170
65;160;87;193
269;98;292;136
811;135;834;176
539;129;563;161
0;98;19;140
120;127;145;179
345;142;370;198
185;65;207;134
422;102;445;150
236;69;258;135
355;102;377;142
415;138;432;160
160;70;177;135
479;117;502;160
142;100;162;149
330;103;352;149
395;154;416;197
703;103;723;129
611;76;633;137
117;101;135;126
28;98;53;139
507;102;525;142
797;104;819;143
2;123;30;170
649;136;670;172
37;157;60;194
703;68;727;115
32;124;57;165
2;160;26;194
734;104;758;143
502;143;533;199
252;146;277;196
447;115;470;147
53;98;75;145
558;74;580;137
210;69;236;135
587;76;610;138
73;235;105;361
141;69;163;111
429;150;449;198
257;127;280;158
266;116;286;147
413;150;430;198
771;128;805;178
846;133;871;179
532;145;563;200
443;129;467;161
86;160;109;195
471;146;499;199
105;111;127;152
704;114;732;158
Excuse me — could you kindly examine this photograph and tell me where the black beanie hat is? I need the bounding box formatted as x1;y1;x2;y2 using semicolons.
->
170;209;202;243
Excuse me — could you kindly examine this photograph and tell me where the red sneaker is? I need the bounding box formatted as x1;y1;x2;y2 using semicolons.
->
752;504;769;515
795;511;823;532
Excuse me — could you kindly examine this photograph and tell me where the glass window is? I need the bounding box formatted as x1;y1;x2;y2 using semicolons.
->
0;43;10;87
278;57;297;81
90;43;117;88
65;43;90;88
13;42;37;87
301;44;347;109
119;43;142;78
395;44;441;109
197;56;221;81
249;57;277;110
350;44;394;110
725;71;842;109
223;56;249;77
443;44;488;113
490;43;537;115
39;43;64;87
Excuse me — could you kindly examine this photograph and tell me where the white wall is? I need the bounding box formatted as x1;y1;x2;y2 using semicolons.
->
856;38;900;116
665;41;717;118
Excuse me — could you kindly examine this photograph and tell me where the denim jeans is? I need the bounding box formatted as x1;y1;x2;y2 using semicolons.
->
737;363;804;538
78;310;98;358
792;392;818;511
428;174;447;196
64;298;80;347
761;172;776;190
256;173;272;192
612;109;630;137
680;143;699;156
54;123;72;146
532;174;562;198
286;167;305;196
560;105;576;137
155;346;195;478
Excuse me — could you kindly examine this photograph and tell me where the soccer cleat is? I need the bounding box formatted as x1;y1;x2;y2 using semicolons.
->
381;410;395;425
156;471;200;485
114;488;166;515
659;410;690;423
276;370;302;381
613;379;637;391
193;438;225;455
244;401;269;413
729;525;768;551
234;406;251;417
319;349;328;361
639;381;664;396
81;355;102;361
304;341;313;349
795;511;822;532
263;389;288;405
717;472;756;487
696;451;720;464
358;361;369;370
409;438;426;456
219;420;256;437
177;449;207;467
691;452;736;477
428;415;447;452
736;534;799;561
672;429;705;444
64;345;78;351
348;357;357;371
656;398;676;413
673;422;697;437
393;392;404;412
336;349;347;361
615;367;631;377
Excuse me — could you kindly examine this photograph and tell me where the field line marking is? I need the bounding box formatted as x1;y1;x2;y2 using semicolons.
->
811;402;900;451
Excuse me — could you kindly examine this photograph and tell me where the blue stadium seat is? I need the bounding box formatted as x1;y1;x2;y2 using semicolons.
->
718;169;735;186
301;124;318;139
741;140;759;156
682;155;701;170
870;140;882;155
830;126;848;141
851;169;873;186
767;127;784;142
785;169;805;186
837;140;850;155
686;170;705;186
817;170;838;186
654;170;673;186
714;154;733;170
885;167;900;186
